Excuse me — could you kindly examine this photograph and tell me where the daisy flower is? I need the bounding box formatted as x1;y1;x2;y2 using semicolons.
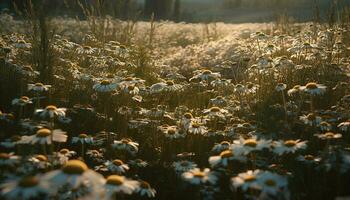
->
128;159;148;168
53;149;76;166
150;81;183;93
338;121;350;132
190;69;221;82
112;138;139;155
0;135;22;149
35;105;66;119
102;159;129;174
273;139;307;155
314;132;342;140
122;85;139;95
71;133;94;144
188;121;208;135
211;141;231;153
27;83;51;93
173;160;197;174
257;171;288;195
318;121;332;131
296;154;321;164
232;136;271;155
182;168;218;185
300;82;327;95
86;149;104;163
43;160;105;190
300;113;322;126
93;79;118;93
288;85;302;96
209;150;240;167
231;170;261;191
161;125;186;139
27;155;51;170
135;181;156;198
76;45;96;55
210;79;231;88
20;128;67;145
203;106;229;119
104;175;139;197
180;112;193;130
1;176;48;200
11;96;32;107
234;84;247;94
275;83;287;92
0;152;20;167
210;96;227;107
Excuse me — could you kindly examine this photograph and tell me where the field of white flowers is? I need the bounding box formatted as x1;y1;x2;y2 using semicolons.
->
0;11;349;200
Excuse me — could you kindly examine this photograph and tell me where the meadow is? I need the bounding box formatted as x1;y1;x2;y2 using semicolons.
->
0;7;349;200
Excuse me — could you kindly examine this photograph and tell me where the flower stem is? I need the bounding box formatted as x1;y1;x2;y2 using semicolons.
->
310;95;314;112
281;91;287;122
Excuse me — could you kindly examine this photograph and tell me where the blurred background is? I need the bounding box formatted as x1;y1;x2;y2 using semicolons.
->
0;0;350;22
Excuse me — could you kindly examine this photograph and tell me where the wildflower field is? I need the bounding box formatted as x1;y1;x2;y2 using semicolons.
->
0;2;350;200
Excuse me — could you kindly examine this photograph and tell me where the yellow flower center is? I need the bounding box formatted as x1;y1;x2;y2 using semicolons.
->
210;107;221;112
18;176;39;188
242;123;252;128
0;153;10;159
306;113;316;120
23;66;33;71
35;83;44;87
166;80;174;86
277;83;285;88
180;161;189;166
220;141;230;146
220;150;233;158
124;77;133;81
90;150;99;154
127;85;135;90
20;96;30;102
35;155;48;162
36;128;51;137
168;129;176;135
304;155;314;160
62;160;88;175
264;179;277;186
323;132;335;138
320;121;329;126
101;80;111;86
247;83;254;89
106;175;124;185
184;113;193;119
244;139;258;147
284;140;297;147
305;82;318;90
191;123;201;128
121;138;131;144
79;133;88;138
244;175;256;182
193;171;206;178
60;148;70;155
45;105;57;111
293;85;301;90
11;135;21;142
202;70;212;75
112;159;124;166
140;181;151;189
6;113;15;120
